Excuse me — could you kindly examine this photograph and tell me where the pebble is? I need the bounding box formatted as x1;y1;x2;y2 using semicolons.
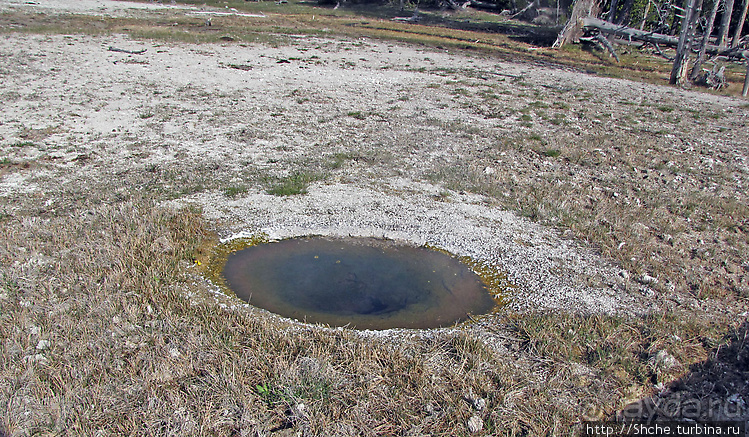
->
652;349;679;371
639;274;658;285
467;415;483;433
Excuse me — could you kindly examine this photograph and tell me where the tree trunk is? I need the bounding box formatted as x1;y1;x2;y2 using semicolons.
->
743;56;749;96
670;0;703;85
614;0;637;24
717;0;735;46
608;0;621;21
639;0;651;29
553;0;603;47
731;0;749;46
690;0;723;80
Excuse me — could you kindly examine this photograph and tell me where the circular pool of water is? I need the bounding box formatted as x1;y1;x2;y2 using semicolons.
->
221;236;497;330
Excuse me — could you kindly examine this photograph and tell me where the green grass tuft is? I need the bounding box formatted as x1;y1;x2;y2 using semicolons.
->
265;171;323;196
347;111;366;120
223;185;248;198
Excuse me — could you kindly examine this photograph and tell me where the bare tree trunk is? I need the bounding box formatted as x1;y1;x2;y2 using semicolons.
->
743;57;749;96
670;0;703;85
717;0;736;46
608;0;621;21
614;0;637;24
553;0;603;47
690;0;723;79
731;0;749;46
639;0;652;29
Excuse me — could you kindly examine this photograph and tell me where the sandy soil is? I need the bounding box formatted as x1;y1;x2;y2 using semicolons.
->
0;0;195;15
1;0;747;324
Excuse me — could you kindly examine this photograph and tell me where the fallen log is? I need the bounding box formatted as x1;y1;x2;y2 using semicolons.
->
469;0;502;10
392;9;420;23
579;17;749;59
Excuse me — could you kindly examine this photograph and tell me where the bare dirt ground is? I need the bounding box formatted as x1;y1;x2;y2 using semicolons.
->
1;0;748;435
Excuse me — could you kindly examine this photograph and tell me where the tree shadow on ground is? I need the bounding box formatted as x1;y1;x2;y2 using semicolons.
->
617;321;749;422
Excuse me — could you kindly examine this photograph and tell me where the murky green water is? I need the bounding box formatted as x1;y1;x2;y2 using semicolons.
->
222;236;497;330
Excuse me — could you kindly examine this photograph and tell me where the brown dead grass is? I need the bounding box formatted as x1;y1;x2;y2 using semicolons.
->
0;195;738;435
0;2;747;434
426;106;749;302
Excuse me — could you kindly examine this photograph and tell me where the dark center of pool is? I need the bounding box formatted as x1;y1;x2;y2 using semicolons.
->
222;236;496;330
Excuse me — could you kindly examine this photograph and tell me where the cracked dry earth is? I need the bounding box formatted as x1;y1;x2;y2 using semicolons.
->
0;0;748;328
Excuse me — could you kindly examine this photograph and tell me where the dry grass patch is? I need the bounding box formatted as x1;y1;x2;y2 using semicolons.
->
0;196;737;435
426;123;749;301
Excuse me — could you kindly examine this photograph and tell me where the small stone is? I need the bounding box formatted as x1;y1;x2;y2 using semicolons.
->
29;325;41;336
639;274;658;285
472;397;486;411
425;403;437;415
291;402;306;418
653;349;679;371
464;389;485;411
23;353;47;364
619;270;630;280
36;339;50;350
467;415;483;433
640;287;655;298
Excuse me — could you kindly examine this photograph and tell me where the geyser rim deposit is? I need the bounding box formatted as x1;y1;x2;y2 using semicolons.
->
175;181;646;318
220;235;502;330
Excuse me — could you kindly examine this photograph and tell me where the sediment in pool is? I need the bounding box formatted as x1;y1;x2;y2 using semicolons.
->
213;235;511;330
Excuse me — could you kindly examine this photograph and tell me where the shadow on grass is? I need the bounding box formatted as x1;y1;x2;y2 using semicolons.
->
306;0;562;45
617;321;749;422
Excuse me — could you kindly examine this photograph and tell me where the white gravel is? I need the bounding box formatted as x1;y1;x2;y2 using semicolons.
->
5;0;726;326
178;177;643;316
0;0;196;15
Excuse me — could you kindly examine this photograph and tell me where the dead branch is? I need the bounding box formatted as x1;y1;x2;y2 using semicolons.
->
581;33;620;61
469;0;502;10
641;42;675;60
511;0;539;19
108;46;147;55
392;8;421;23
